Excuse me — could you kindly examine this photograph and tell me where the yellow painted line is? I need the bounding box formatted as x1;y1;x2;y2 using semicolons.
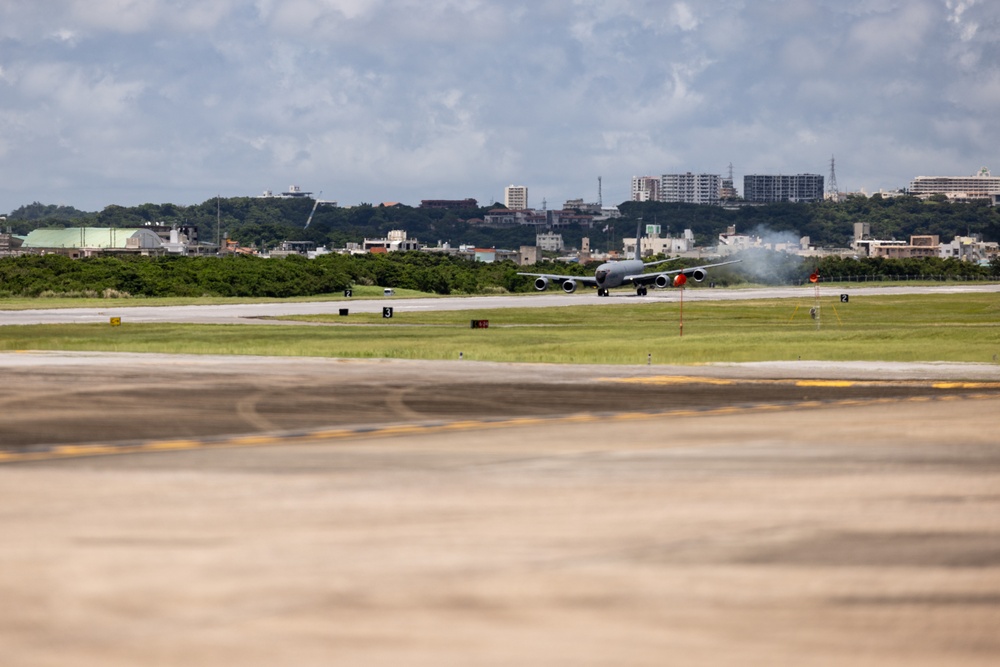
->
226;435;282;446
52;445;124;457
609;375;736;386
502;417;547;427
142;439;203;451
437;420;489;431
4;393;1000;466
562;414;602;423
605;377;1000;390
796;380;856;388
303;429;355;440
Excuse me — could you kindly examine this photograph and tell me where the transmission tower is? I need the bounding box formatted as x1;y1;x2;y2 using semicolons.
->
827;155;840;201
598;176;603;208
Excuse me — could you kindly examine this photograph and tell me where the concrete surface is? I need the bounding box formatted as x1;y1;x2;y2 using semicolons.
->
1;353;999;665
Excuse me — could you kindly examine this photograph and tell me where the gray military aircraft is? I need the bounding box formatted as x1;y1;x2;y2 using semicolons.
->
518;225;740;297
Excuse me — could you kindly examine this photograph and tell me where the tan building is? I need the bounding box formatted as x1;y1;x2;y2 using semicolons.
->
859;235;940;259
503;185;528;210
908;168;1000;201
630;176;659;202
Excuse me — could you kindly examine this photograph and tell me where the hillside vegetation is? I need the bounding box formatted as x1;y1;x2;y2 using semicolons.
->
6;194;1000;253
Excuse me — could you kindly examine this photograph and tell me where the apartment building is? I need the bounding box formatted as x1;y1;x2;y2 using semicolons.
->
908;168;1000;201
660;173;721;205
504;185;528;210
743;174;824;203
630;176;660;202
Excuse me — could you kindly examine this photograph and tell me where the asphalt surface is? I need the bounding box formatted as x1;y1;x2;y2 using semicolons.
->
1;286;999;665
2;353;999;453
3;282;999;325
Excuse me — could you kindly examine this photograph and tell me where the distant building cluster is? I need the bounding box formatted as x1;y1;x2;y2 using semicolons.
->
631;172;824;204
908;168;1000;204
852;223;998;262
630;165;1000;206
4;169;998;268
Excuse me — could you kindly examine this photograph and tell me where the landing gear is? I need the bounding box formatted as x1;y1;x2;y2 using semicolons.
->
597;288;609;297
636;286;648;296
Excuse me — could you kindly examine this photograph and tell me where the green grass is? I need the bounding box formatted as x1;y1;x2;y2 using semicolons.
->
0;285;436;310
0;293;998;365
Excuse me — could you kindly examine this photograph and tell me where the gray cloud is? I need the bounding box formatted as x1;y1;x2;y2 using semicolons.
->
1;0;998;213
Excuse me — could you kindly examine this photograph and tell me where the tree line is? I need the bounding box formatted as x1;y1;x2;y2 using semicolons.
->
6;193;1000;255
0;250;995;299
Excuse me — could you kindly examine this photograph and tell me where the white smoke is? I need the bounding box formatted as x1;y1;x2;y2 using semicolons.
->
730;225;808;285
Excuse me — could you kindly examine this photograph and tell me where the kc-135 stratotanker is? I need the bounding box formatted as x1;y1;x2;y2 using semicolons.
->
518;224;740;297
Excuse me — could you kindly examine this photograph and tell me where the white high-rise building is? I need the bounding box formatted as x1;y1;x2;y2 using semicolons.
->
660;173;721;205
504;184;528;210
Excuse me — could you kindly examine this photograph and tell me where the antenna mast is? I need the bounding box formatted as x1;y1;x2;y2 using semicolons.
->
598;176;603;208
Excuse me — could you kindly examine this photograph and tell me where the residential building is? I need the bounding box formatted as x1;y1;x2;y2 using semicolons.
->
363;229;420;252
743;174;824;203
259;185;314;199
482;209;547;227
563;199;603;215
856;235;940;259
549;209;595;228
519;245;540;265
908;167;1000;202
0;231;23;257
720;175;738;200
630;176;659;202
504;185;528;210
660;173;721;205
536;232;564;252
419;199;478;210
939;235;999;263
622;227;696;258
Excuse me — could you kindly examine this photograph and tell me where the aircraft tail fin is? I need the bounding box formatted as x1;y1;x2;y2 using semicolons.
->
634;220;642;261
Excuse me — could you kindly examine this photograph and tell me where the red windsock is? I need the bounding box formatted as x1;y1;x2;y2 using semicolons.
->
809;271;819;283
673;274;687;287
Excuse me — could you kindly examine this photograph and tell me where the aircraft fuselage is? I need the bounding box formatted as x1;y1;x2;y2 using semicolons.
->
594;259;645;289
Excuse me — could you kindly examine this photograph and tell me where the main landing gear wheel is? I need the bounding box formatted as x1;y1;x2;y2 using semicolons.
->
636;287;648;296
598;288;608;297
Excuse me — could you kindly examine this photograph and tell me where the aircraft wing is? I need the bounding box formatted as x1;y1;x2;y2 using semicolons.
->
517;272;598;287
623;259;741;285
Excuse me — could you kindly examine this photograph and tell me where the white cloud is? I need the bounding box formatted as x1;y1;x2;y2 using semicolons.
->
0;0;998;211
670;3;699;31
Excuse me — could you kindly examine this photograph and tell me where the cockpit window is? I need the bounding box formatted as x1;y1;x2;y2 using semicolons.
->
595;269;609;284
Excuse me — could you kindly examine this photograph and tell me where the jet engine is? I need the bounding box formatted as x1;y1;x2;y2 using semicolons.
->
561;279;577;294
533;277;549;291
654;274;671;288
689;268;707;282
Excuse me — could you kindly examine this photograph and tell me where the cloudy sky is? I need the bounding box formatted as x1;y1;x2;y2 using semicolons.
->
0;0;997;214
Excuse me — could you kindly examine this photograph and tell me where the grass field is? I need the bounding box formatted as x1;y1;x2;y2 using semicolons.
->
1;293;998;365
0;285;434;310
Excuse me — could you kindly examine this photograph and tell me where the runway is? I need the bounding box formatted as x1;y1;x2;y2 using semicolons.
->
2;349;999;665
3;282;999;325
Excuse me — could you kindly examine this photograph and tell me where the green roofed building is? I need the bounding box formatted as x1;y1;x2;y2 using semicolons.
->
18;228;165;258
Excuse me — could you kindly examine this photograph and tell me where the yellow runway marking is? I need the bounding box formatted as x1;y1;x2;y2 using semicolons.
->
607;376;1000;390
3;393;999;465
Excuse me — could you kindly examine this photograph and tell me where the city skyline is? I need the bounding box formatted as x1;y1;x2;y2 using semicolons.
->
1;1;997;214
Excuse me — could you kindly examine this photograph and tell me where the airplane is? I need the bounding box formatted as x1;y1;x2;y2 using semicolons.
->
518;224;740;297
